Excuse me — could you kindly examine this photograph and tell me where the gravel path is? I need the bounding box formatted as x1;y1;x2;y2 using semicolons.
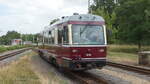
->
89;66;150;84
29;53;75;84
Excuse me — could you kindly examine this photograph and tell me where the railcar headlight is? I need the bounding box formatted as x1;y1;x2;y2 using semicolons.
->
99;49;104;52
72;49;78;53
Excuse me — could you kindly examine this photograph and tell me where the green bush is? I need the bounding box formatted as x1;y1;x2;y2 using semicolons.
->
0;46;7;53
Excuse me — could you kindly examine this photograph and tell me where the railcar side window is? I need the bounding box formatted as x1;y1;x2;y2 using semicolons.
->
45;31;49;44
58;28;63;44
38;34;43;44
63;26;69;44
58;26;69;45
50;29;55;44
42;32;45;44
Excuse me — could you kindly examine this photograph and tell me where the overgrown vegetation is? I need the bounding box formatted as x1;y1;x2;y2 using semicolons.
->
0;45;26;53
107;51;138;64
108;45;150;54
0;52;40;84
107;45;150;64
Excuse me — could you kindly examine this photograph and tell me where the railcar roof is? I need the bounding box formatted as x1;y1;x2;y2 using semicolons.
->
41;14;105;33
51;14;104;26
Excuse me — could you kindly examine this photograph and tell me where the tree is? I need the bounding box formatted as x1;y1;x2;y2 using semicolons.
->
91;0;118;43
116;0;150;51
91;0;116;17
6;31;20;39
0;31;21;45
22;34;37;43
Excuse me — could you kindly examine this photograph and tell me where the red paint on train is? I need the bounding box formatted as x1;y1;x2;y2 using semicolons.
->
38;14;107;71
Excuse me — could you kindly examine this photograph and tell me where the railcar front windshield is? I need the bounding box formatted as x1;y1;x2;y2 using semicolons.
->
72;24;105;45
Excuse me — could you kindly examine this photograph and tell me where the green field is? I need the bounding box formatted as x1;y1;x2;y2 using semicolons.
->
107;45;150;64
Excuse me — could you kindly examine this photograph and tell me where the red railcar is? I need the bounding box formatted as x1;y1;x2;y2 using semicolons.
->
38;13;107;71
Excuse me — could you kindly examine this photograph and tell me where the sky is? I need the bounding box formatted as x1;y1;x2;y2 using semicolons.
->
0;0;89;36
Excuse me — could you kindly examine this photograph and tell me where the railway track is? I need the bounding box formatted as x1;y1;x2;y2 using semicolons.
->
0;48;31;61
34;49;109;84
107;61;150;75
64;70;109;84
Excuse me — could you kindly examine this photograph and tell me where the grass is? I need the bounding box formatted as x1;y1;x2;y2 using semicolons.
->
0;51;69;84
0;45;27;53
108;45;138;54
30;52;69;84
107;44;150;64
107;51;138;64
0;52;40;84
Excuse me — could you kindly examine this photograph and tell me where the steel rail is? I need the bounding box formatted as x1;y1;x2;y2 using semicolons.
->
64;70;109;84
107;61;150;75
0;48;31;61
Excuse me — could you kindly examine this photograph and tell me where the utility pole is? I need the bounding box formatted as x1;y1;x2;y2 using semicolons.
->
19;30;23;45
36;36;39;46
20;32;23;45
0;31;2;45
42;31;45;48
32;35;34;44
88;0;92;14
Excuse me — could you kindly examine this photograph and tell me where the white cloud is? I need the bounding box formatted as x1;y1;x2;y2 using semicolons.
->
0;0;88;36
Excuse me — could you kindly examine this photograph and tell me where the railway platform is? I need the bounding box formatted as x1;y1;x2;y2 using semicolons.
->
138;51;150;65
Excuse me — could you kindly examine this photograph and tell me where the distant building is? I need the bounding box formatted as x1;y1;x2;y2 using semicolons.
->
23;41;32;45
11;39;22;45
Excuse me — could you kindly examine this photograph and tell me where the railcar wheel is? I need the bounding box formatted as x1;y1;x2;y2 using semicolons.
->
52;59;64;72
51;59;56;65
58;66;64;72
39;51;43;57
72;69;87;72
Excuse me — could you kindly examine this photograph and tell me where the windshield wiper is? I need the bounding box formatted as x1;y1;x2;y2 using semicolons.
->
80;25;89;36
